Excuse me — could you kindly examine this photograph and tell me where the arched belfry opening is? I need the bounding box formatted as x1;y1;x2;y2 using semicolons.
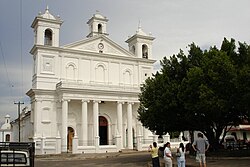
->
99;116;108;145
98;24;102;34
142;44;148;59
44;29;52;46
131;45;136;54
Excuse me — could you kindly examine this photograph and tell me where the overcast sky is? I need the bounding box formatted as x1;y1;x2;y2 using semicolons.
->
1;0;250;124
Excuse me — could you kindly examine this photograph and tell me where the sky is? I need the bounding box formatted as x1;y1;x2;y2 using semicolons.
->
1;0;250;124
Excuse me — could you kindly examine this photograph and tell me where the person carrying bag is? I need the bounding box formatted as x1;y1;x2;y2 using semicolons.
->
176;143;185;167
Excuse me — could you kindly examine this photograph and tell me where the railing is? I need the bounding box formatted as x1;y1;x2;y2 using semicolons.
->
56;80;140;93
224;141;250;150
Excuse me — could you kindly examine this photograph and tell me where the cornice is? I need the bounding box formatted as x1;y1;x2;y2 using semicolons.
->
125;34;155;43
30;44;156;64
26;88;56;97
56;86;140;98
87;16;108;24
31;17;63;28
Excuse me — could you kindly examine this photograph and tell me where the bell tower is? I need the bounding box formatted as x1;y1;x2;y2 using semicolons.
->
126;24;155;59
86;11;109;38
30;7;63;89
31;6;63;47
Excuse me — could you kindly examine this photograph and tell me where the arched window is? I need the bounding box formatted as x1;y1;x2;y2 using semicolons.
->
66;63;77;80
98;24;102;34
95;63;107;82
5;134;10;142
123;69;132;85
44;29;52;46
142;44;148;59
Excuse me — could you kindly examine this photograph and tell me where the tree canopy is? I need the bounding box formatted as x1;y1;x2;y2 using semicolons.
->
138;38;250;148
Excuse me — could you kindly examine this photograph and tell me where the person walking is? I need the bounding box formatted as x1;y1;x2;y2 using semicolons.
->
176;143;185;167
148;142;160;167
192;133;210;167
164;142;173;167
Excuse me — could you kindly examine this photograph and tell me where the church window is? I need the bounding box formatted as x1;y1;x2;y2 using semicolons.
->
44;29;52;46
142;44;148;59
98;24;102;34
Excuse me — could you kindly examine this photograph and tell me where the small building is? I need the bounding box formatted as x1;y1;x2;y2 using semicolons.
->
0;115;12;142
11;107;33;142
226;124;250;143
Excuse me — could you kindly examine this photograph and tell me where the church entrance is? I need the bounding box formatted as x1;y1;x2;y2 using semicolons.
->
99;116;108;145
67;127;74;151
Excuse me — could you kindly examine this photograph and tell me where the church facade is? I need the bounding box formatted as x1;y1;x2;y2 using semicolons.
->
25;8;156;154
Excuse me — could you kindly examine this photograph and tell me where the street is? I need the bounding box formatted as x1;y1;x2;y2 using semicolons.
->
35;152;151;167
35;151;250;167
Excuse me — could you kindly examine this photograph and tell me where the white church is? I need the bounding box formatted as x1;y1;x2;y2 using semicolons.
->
15;7;163;154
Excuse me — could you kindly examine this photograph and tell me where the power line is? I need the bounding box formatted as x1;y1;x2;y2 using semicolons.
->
0;41;14;99
20;0;24;100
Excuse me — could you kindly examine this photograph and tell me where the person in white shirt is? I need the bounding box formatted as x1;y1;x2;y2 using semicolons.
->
164;142;173;167
176;143;185;167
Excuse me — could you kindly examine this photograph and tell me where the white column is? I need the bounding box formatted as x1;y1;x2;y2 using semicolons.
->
127;102;133;149
33;100;39;137
81;100;89;146
117;101;123;148
61;99;69;152
93;100;100;146
56;133;61;154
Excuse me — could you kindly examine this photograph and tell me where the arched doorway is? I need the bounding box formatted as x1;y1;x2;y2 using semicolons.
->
99;116;108;145
5;134;10;142
67;127;74;151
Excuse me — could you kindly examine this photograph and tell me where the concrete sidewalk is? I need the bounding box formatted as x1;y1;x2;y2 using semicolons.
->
36;151;250;167
152;156;250;167
36;152;121;161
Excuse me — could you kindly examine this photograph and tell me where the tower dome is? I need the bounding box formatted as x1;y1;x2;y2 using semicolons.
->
40;6;57;20
1;114;11;130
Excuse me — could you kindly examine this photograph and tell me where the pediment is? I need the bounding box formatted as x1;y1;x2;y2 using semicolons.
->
63;35;134;57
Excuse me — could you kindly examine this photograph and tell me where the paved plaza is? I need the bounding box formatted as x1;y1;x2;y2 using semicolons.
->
35;151;250;167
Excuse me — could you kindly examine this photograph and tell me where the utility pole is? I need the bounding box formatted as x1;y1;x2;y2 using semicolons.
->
14;101;24;142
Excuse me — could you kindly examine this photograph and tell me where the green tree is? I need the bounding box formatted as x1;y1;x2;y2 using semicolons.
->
138;38;250;149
